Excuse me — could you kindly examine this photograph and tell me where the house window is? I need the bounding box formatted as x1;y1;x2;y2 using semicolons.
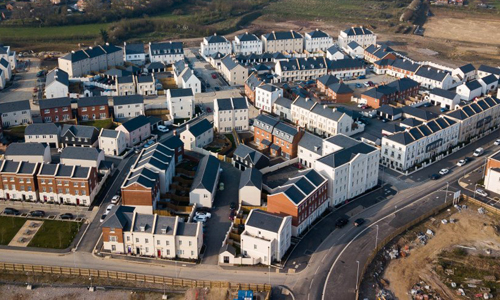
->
136;238;139;242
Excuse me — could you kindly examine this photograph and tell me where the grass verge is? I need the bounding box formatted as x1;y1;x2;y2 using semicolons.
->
28;220;81;249
0;217;27;245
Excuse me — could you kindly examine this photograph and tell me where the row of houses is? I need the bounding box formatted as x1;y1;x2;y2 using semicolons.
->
0;44;15;90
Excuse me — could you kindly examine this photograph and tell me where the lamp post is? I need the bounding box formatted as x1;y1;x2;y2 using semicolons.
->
375;225;379;251
445;182;449;203
268;246;271;286
355;260;360;291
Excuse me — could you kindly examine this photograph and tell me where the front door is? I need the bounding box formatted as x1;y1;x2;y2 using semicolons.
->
22;194;26;201
59;197;63;204
76;198;80;205
157;249;161;258
128;246;131;254
6;193;9;200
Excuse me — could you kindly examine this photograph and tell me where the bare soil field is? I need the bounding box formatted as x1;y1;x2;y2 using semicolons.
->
361;204;500;299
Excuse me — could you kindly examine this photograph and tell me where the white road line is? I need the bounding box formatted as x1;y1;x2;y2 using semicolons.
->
315;266;320;275
310;278;315;289
321;253;328;263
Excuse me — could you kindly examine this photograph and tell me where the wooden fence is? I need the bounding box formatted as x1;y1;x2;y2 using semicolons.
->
355;200;453;300
464;195;500;216
0;262;271;292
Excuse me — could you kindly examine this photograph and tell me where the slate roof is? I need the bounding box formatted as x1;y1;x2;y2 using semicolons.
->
181;69;195;82
117;76;134;84
365;45;394;59
415;66;449;82
154;215;176;235
216;98;233;111
272;122;299;143
326;46;343;56
298;131;323;155
61;124;98;139
205;34;229;44
262;30;303;41
146;62;165;70
46;68;69;87
362;85;397;99
105;68;131;78
232;97;248;110
245;72;263;91
328;82;353;94
391;59;420;72
239;167;262;189
430;88;457;100
377;104;402;116
60;44;122;63
168;88;193;98
25;123;59;136
458;63;475;74
150;42;183;55
191;155;220;193
274;97;292;109
0;58;9;68
478;65;500;76
310;104;350;121
133;214;155;233
292;96;316;111
233;144;270;169
0;100;30;113
278;57;327;71
317;74;340;86
221;55;240;70
236;32;260;42
343;26;373;36
176;222;198;236
137;75;153;83
271;169;326;205
102;206;135;230
257;84;280;92
480;74;498;85
186;119;212;137
347;41;361;50
328;58;364;71
77;96;108;107
387;77;419;92
318;142;376;168
465;80;482;90
325;134;360;148
100;128;119;138
5;142;48;157
307;29;329;38
124;43;145;55
400;118;422;127
39;97;71;110
246;210;285;233
113;95;144;106
401;106;438;121
254;114;279;132
124;167;159;189
60;147;102;161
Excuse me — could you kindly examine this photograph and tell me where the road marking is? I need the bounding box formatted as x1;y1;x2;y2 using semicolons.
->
337;232;346;241
310;278;314;289
321;253;328;263
315;266;320;275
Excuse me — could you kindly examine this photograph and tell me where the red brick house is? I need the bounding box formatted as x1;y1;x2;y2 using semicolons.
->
362;77;419;108
39;97;73;123
316;74;339;93
325;82;353;103
121;167;160;214
77;96;110;121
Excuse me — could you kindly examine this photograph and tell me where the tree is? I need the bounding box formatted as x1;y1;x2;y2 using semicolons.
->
100;28;109;43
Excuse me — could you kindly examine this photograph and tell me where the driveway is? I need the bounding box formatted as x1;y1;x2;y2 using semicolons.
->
0;59;41;112
201;160;242;265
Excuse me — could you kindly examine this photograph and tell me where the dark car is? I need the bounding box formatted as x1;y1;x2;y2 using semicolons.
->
335;218;348;228
430;174;441;180
229;210;236;221
230;202;236;210
29;210;45;217
60;213;74;220
214;87;220;91
354;218;365;226
3;207;20;215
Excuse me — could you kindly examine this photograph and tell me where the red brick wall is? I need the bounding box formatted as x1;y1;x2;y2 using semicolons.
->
78;105;110;121
40;106;73;123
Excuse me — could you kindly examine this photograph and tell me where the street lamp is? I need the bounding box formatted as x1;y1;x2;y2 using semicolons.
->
89;276;92;289
445;182;449;203
375;225;379;251
355;260;360;291
268;246;271;286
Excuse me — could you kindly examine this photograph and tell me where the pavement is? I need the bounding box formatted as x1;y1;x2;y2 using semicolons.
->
0;59;40;111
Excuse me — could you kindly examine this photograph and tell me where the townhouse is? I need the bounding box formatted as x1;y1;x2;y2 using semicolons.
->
102;206;203;259
0;160;39;201
428;88;460;109
232;32;263;55
0;100;32;128
255;84;283;113
446;96;500;143
172;60;201;95
113;95;144;119
37;162;99;206
327;58;365;79
232;144;270;171
136;75;156;96
77;96;110;121
45;68;69;99
261;30;304;53
291;96;316;128
313;135;379;206
60;147;105;169
239;210;291;264
245;72;265;104
413;66;454;90
0;44;16;70
297;131;324;168
5;143;51;164
180;119;213;150
326;46;345;61
274;97;293;121
116;76;136;96
39;97;73;123
484;150;500;195
238;168;263;206
166;88;195;120
25;123;61;148
325;82;353;103
99;129;127;156
121;167;161;214
116;115;151;147
478;74;498;95
200;33;232;58
267;169;328;236
304;29;334;53
384;58;420;78
270;121;304;159
456;80;482;101
381;116;460;171
364;45;396;63
149;42;184;64
452;63;476;82
213;97;249;133
477;65;500;79
275;57;328;82
189;155;220;208
220;55;248;86
159;135;185;164
60;124;100;147
253;113;280;150
361;78;420;109
338;26;376;49
123;42;146;65
58;43;123;77
316;74;340;93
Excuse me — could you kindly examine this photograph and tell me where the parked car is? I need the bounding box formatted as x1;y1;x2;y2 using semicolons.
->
229;210;236;221
3;207;20;215
440;107;449;112
106;204;115;212
206;107;212;113
358;75;366;79
354;218;365;226
363;82;370;87
475;189;488;197
494;139;500;146
194;215;208;223
29;210;45;217
111;195;121;204
355;83;363;88
456;159;468;167
211;73;217;79
439;168;449;175
100;214;107;223
195;212;212;218
230;202;236;210
423;102;432;107
430;174;441;180
158;125;169;133
60;213;74;220
357;103;364;108
335;218;348;228
214;87;220;91
143;140;155;148
473;147;484;157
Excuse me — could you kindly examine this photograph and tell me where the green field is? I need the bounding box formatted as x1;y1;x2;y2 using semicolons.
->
0;216;27;245
28;220;81;249
0;23;108;41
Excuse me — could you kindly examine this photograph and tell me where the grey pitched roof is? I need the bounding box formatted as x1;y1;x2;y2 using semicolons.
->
221;55;240;70
279;57;327;71
390;59;420;72
191;155;220;192
274;97;292;109
254;114;279;132
292;96;316;111
431;88;457;99
307;29;329;38
176;222;198;236
317;74;340;86
402;106;437;121
0;100;30;113
246;209;286;233
133;214;155;233
39;97;71;110
102;206;135;230
62;124;98;139
216;98;233;111
237;32;260;42
150;42;183;55
113;95;144;106
124;43;145;55
362;85;397;99
220;244;236;255
387;77;419;92
377;104;402;116
124;167;159;189
325;134;360;148
415;66;449;82
146;61;165;70
233;144;269;169
232;97;248;110
137;75;153;83
272;122;299;143
205;34;228;44
365;45;394;59
271;169;326;205
401;118;422;127
465;79;482;90
480;74;497;85
187;119;212;137
100;128;119;138
25;123;59;136
38;163;58;176
458;63;475;73
310;104;348;121
318;142;377;168
343;26;373;36
105;68;131;78
298;132;323;155
239;167;262;189
0;58;9;68
168;88;193;98
328;82;353;94
258;84;280;92
478;65;500;75
181;68;195;82
5;142;48;157
245;72;262;90
154;215;176;235
347;41;361;50
46;68;69;87
60;147;102;161
326;46;342;56
263;30;303;41
77;96;108;107
328;58;364;71
117;76;134;84
0;160;21;173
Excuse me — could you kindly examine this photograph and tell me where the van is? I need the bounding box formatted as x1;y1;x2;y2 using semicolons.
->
473;147;484;157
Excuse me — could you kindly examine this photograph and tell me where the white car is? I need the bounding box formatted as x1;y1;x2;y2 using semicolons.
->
57;148;64;153
111;195;121;204
473;147;484;157
357;103;364;108
106;204;115;212
196;212;212;218
364;82;370;87
494;139;500;146
439;168;449;175
193;215;208;223
475;189;488;197
456;159;467;167
158;125;169;133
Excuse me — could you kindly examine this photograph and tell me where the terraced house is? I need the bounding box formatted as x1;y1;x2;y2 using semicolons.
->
0;160;39;201
149;42;184;64
261;30;304;53
304;29;334;53
77;96;110;121
275;57;328;82
39;97;73;123
200;33;232;58
58;43;123;77
232;32;263;55
0;100;32;128
337;26;376;49
61;125;100;148
37;163;99;206
381;116;460;171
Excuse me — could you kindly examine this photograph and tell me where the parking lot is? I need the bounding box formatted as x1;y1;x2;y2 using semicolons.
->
0;201;95;221
184;48;231;92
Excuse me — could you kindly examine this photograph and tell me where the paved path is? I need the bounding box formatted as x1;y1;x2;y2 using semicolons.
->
8;220;43;247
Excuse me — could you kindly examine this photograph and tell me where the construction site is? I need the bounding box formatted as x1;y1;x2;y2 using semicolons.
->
360;203;500;299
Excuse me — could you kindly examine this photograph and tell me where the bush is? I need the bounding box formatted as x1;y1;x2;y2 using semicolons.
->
453;247;468;257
